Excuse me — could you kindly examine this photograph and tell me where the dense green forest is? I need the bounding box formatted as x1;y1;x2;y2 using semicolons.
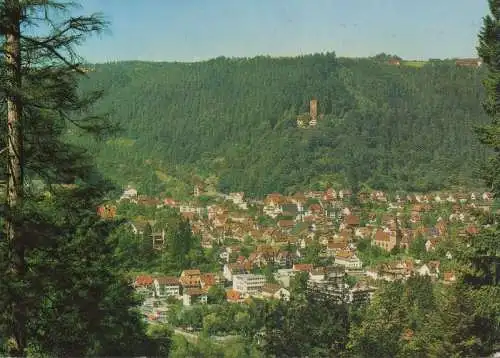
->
75;54;489;197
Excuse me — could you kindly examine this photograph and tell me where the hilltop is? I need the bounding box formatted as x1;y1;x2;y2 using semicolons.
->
74;53;489;197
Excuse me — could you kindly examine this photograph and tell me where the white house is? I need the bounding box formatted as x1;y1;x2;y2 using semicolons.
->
261;284;291;301
334;251;363;270
120;186;138;201
153;277;180;298
179;205;197;213
417;261;440;279
232;274;266;295
263;204;283;218
229;192;245;205
223;263;249;282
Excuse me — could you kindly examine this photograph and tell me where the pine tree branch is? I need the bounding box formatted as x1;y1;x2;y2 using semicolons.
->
20;35;83;73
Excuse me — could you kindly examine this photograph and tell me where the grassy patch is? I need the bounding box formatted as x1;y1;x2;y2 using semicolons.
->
155;170;170;182
106;138;136;146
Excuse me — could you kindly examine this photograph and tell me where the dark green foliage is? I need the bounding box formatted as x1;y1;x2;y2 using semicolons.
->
348;276;436;358
356;238;390;265
408;234;427;259
261;292;350;357
0;1;154;356
475;0;500;197
74;53;490;196
207;285;226;305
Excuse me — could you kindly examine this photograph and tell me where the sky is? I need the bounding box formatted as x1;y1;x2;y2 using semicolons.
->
76;0;489;63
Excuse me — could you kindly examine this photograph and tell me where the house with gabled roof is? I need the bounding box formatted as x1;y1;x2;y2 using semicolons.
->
307;203;323;217
323;188;337;202
200;273;217;290
326;241;348;256
183;288;207;306
179;269;201;288
154;276;180;298
134;275;155;296
120;186;138;201
275;250;296;268
277;219;295;233
334;250;362;270
344;214;360;228
373;228;398;252
265;193;284;206
260;283;290;301
223;263;250;282
417;261;440;279
228;192;245;205
292;263;314;273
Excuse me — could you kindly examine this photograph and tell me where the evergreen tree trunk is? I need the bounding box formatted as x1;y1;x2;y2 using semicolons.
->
3;0;25;355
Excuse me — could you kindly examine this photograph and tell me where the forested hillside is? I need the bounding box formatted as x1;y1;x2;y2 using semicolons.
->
76;53;489;197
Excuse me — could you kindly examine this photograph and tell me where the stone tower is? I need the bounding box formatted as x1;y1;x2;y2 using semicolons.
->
309;99;318;127
310;99;318;121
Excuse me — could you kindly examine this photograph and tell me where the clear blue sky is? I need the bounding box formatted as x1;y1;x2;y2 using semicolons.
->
77;0;489;63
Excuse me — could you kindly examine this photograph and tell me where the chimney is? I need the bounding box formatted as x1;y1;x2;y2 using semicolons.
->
310;99;318;121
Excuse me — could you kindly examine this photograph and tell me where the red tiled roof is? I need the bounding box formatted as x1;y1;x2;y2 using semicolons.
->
155;276;179;286
182;269;201;276
278;220;295;228
292;263;313;272
374;229;390;242
135;275;153;286
345;215;360;226
200;273;216;287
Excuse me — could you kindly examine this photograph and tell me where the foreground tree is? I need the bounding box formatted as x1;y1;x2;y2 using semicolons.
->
476;0;500;197
469;0;500;351
0;1;151;356
410;2;500;355
348;276;436;357
261;290;350;357
423;1;500;355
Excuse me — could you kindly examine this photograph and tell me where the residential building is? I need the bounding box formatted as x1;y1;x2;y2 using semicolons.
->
232;274;266;295
261;283;290;301
292;263;313;273
153;276;180;298
179;269;201;288
223;263;250;282
417;261;440;279
134;275;154;297
348;281;377;304
120;186;138;201
373;228;398;252
307;265;346;302
334;251;363;270
183;288;208;306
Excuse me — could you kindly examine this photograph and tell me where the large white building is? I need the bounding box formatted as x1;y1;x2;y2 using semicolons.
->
232;274;266;295
153;277;180;298
334;251;363;270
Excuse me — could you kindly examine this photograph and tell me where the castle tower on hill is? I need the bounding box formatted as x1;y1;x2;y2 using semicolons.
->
296;98;320;128
309;99;318;127
310;99;318;121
